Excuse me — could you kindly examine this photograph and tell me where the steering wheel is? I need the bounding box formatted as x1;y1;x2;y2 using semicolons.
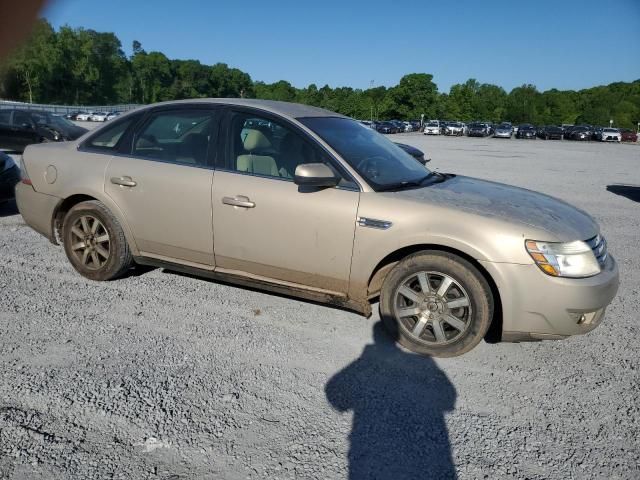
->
355;155;387;179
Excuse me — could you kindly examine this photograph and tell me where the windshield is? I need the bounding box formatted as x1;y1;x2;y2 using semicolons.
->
31;113;75;129
300;117;430;191
427;122;439;127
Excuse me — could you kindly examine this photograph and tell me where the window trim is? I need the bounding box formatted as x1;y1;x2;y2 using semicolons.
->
218;106;361;191
114;105;222;170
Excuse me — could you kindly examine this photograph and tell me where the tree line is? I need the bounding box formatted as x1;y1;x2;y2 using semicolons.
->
1;20;639;128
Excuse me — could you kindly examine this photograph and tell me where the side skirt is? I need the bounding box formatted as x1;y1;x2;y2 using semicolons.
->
133;256;372;317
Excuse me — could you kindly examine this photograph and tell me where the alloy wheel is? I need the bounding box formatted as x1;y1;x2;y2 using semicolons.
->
69;215;110;270
393;271;472;345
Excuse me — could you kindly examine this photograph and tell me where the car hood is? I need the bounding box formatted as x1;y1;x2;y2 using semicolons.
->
396;175;598;241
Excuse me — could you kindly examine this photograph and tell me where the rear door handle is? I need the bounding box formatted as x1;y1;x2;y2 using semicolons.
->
222;195;255;208
110;176;137;187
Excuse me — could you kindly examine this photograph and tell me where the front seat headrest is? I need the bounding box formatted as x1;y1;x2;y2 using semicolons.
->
243;129;272;152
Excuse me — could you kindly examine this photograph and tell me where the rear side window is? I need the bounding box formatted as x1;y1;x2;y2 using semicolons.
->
13;111;32;127
86;118;135;150
0;111;10;125
132;110;214;167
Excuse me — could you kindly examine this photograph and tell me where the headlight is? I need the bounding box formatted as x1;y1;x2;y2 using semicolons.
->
525;239;601;278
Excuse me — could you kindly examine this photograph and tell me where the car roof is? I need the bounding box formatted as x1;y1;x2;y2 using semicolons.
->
148;98;347;120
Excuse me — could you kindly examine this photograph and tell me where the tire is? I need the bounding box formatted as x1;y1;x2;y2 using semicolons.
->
379;251;493;357
62;200;133;281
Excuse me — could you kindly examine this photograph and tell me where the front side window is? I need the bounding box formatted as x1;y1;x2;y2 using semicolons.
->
300;117;431;191
226;112;355;187
132;110;214;166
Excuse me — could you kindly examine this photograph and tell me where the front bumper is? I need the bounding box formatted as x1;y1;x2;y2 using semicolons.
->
494;132;511;138
480;255;619;341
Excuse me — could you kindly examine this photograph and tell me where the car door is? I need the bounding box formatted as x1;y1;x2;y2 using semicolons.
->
103;107;219;267
211;108;360;294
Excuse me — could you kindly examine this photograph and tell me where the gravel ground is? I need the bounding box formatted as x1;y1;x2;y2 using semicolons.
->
1;135;639;479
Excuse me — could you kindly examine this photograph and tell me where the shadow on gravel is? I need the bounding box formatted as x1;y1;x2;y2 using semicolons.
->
0;199;18;217
326;322;457;480
607;184;640;203
164;269;360;315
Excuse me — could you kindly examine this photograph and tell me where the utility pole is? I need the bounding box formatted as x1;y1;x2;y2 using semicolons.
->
370;80;374;124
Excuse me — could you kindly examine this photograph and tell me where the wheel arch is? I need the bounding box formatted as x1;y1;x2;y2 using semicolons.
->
366;243;503;342
52;193;140;256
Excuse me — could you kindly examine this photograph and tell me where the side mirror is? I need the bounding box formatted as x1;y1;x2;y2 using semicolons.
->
21;123;33;130
294;163;340;188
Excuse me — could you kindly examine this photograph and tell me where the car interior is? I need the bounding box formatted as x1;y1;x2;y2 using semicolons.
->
233;116;318;179
132;113;212;165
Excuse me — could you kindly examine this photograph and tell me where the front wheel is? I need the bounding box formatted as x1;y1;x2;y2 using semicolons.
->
62;200;133;281
379;251;493;357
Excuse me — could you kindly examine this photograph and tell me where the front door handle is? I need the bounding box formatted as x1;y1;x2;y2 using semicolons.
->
222;195;255;208
110;176;137;187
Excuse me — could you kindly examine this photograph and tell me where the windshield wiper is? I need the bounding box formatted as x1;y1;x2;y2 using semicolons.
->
377;172;449;192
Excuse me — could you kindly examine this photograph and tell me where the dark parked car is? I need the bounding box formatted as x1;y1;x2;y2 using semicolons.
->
537;125;564;140
516;124;537;139
375;121;397;134
0;151;21;203
0;109;88;152
467;123;489;137
394;142;430;165
389;120;405;133
621;129;638;142
567;126;592;141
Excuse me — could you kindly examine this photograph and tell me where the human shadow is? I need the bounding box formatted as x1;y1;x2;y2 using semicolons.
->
325;321;457;480
607;184;640;203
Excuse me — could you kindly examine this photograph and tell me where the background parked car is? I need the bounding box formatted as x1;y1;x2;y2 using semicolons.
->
567;126;592;141
516;124;537;139
106;111;121;121
64;111;83;120
90;112;109;122
620;129;638;142
375;121;396;134
0;109;88;152
0;151;20;203
423;120;441;135
75;112;93;121
537;125;564;140
597;128;621;142
493;123;513;139
443;122;464;136
467;122;489;137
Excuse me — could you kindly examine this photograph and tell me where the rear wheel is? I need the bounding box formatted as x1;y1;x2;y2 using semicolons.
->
62;200;133;281
380;251;493;357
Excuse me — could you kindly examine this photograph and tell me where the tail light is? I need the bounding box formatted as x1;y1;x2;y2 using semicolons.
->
19;156;32;185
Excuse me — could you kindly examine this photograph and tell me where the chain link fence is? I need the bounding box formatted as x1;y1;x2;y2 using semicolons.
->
0;99;141;114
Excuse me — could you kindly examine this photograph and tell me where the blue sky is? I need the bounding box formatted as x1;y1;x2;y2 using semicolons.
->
44;0;640;93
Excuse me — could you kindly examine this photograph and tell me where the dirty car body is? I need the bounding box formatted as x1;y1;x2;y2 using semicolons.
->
16;99;619;357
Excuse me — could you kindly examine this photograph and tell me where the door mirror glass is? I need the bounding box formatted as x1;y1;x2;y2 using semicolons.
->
294;163;340;188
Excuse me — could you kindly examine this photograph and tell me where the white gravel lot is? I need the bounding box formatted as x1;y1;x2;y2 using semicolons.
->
1;135;639;479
